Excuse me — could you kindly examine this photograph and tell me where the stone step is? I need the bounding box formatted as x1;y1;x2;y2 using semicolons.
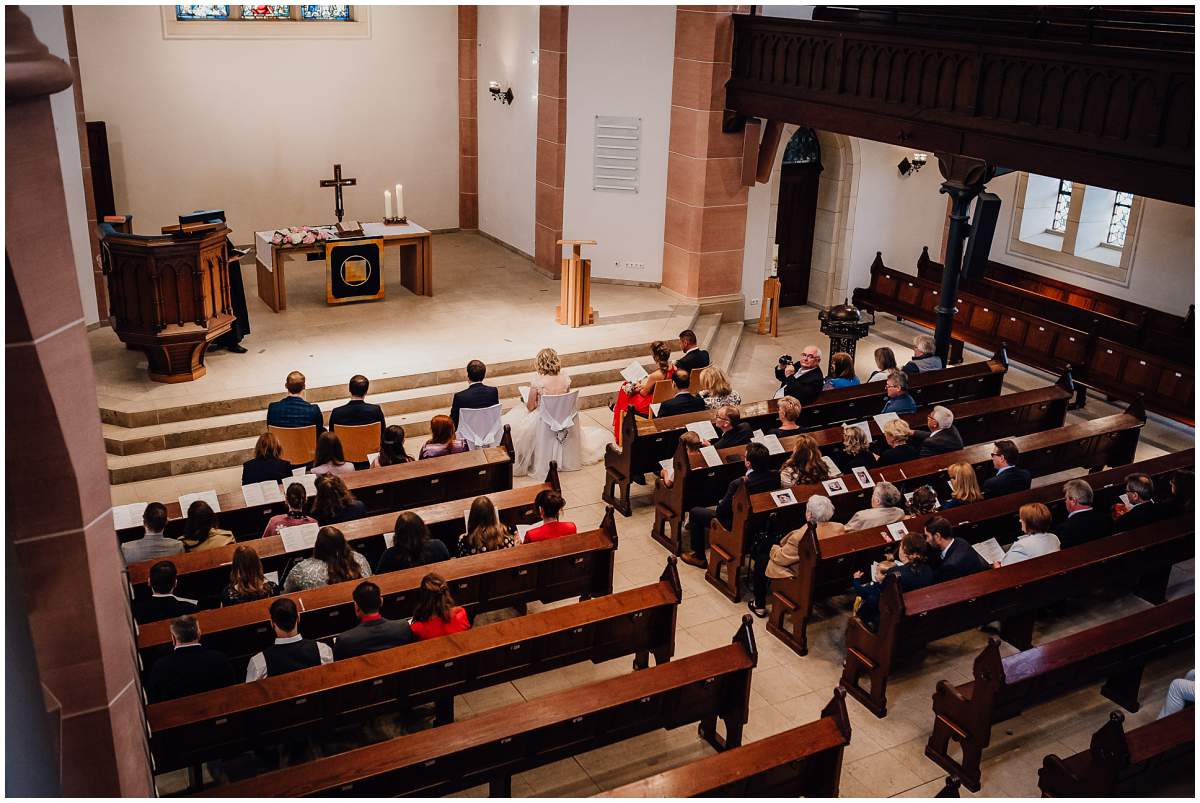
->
709;319;745;375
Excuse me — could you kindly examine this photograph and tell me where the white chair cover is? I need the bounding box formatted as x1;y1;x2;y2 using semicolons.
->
457;404;504;449
533;390;581;477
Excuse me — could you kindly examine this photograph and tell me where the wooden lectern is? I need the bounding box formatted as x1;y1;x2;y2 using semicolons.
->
556;239;596;327
100;221;234;382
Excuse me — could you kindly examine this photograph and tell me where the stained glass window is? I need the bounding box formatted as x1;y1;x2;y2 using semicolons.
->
176;5;230;20
782;128;821;165
1107;192;1134;247
242;5;291;19
301;5;351;20
1051;180;1072;233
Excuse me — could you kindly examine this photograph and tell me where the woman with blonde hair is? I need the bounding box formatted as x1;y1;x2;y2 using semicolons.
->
612;341;675;436
941;462;983;509
875;419;919;467
780;434;830;488
769;396;803;437
698;365;741;410
834;425;878;473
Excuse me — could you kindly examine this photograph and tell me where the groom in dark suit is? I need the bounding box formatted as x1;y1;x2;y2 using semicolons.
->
450;360;500;427
675;329;710;373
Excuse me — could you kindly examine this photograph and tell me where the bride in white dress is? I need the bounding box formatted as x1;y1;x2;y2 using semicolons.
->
502;347;611;477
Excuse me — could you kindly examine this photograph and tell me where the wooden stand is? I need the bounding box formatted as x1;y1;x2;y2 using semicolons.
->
556;239;597;327
758;276;781;336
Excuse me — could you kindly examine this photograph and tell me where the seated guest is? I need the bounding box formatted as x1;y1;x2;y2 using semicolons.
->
612;341;675;435
749;495;844;616
262;482;318;539
881;370;917;414
875;419;920;467
311;474;368;525
372;424;415;467
775;345;824;404
180;500;234;552
823;351;860;389
993;503;1060;567
1053;479;1112;549
1158;670;1195;719
410;573;472;639
910;405;963;456
245;598;333;681
145;615;236;703
675;328;710;372
844;482;906;532
333;581;414;659
266;370;325;442
657;370;707;417
707;405;753;449
283;526;371;592
906;485;939;517
925;516;987;582
1113;472;1165;532
940;462;983;510
241;432;294;485
525;490;577;542
659;432;702;488
133;561;198;623
310;431;356;477
1165;470;1194;517
851;532;934;629
698;365;741;409
220;546;280;606
832;425;878;473
329;374;386;437
457;496;517;557
865;347;898;384
982;440;1032;498
681;442;780;569
769;396;803;438
376;511;450;574
121;502;182;566
901;334;943;375
780;434;830;488
449;360;500;428
419;414;469;460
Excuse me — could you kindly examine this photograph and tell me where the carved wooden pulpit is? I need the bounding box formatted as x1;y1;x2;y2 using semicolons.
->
100;221;234;382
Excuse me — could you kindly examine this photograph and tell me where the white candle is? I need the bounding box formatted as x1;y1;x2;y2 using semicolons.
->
384;190;392;220
395;184;404;220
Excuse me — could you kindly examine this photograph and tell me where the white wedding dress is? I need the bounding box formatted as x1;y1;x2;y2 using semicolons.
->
501;372;611;477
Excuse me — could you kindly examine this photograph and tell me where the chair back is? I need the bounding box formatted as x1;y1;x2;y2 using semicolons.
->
535;391;581;477
334;422;381;463
458;404;504;449
268;425;318;467
688;366;710;392
650;379;675;405
539;391;580;432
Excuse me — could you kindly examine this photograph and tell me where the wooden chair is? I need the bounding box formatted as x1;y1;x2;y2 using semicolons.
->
650;379;675;405
267;424;317;466
333;422;380;463
687;365;710;392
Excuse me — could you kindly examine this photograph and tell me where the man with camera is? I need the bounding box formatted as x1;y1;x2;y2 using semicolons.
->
774;345;825;404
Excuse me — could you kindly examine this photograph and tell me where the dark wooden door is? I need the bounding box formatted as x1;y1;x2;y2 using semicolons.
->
775;128;823;307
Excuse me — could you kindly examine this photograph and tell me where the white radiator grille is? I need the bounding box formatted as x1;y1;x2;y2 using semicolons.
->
593;116;641;193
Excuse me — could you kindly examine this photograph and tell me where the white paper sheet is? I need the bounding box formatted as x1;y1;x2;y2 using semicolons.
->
113;502;149;530
279;522;320;552
753;433;786;455
772;386;786;400
650;403;662;417
885;521;909;540
822;455;844;477
1119;493;1131;508
699;445;723;468
620;361;648;384
686;420;719;441
178;490;221;514
659;458;675;483
292;467;306;477
843;420;874;444
519;386;531;405
973;537;1007;565
515;524;533;544
241;483;265;507
852;466;875;488
872;412;901;430
821;478;850;496
295;474;318;498
367;452;379;466
264;571;280;585
258;480;284;504
753;429;765;439
770;488;798;507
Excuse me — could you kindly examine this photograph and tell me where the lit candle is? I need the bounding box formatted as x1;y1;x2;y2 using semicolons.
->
395;184;404;220
384;190;392;220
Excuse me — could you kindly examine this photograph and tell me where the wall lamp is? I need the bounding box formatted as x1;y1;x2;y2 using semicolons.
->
488;81;514;105
897;152;928;177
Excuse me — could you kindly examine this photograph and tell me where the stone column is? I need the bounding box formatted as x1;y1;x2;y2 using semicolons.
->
458;5;479;230
534;5;568;277
5;8;153;795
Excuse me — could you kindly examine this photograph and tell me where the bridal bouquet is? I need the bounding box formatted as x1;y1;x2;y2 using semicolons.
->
270;226;336;246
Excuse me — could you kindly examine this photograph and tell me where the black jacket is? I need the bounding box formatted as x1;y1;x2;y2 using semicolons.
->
676;349;711;373
853;562;935;628
333;617;415;660
241;456;294;486
712;423;754;450
375;539;451;574
329;399;386;431
911;426;964;457
145;645;236;703
715;469;782;530
933;537;989;583
449;383;500;427
775;365;824;405
658;392;707;418
133;594;198;625
875;443;921;467
318;499;369;526
833;449;878;474
1054;507;1113;549
1112;501;1165;533
982;466;1033;499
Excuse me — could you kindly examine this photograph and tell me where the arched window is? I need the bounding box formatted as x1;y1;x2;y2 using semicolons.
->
782;128;821;165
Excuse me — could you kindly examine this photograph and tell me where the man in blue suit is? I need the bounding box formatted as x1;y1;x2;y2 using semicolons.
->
657;370;707;417
266;371;324;440
450;360;500;427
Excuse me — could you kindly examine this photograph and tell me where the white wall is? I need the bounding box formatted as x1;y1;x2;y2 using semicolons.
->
562;5;675;283
72;6;459;244
23;5;99;324
477;6;538;256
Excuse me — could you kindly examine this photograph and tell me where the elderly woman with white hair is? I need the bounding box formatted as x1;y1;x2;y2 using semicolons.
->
910;404;964;456
902;333;943;375
748;495;846;617
844;481;906;532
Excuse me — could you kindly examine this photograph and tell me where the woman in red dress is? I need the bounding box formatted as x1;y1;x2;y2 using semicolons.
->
612;340;674;443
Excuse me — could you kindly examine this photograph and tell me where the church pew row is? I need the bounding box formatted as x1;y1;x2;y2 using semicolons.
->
135;509;619;679
853;253;1195;423
704;406;1146;602
116;443;515;543
1037;709;1195;797
768;449;1194;657
202;618;757;798
148;559;684;775
924;595;1194;792
602;354;1009;516
595;687;851;798
125;464;560;614
839;515;1194;718
652;381;1072;554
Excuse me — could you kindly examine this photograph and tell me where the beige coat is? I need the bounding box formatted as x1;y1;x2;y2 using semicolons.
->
183;528;234;552
843;506;906;533
766;521;847;579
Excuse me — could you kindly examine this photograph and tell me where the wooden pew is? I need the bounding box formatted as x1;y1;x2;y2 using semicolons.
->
768;449;1194;656
125;464;560;615
116;440;515;543
925;595;1194;791
596;687;852;798
202;617;758;798
147;559;684;775
651;381;1072;554
839;515;1194;717
135;508;619;678
602;355;1009;516
704;405;1146;601
1037;709;1195;797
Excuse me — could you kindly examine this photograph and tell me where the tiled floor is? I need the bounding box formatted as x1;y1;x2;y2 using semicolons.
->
142;267;1195;797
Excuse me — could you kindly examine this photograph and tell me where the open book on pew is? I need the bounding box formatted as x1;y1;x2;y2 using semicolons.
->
698;445;722;468
289;470;319;497
241;480;284;507
178;490;220;514
972;537;1006;565
279;522;320;553
752;433;785;455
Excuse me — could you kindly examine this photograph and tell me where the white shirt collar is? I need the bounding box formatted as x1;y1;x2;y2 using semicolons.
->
940;542;952;559
683;346;697;355
1067;506;1091;518
174;642;203;650
274;634;304;645
997;465;1012;474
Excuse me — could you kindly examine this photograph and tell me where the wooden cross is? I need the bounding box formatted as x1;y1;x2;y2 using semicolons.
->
319;163;357;223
